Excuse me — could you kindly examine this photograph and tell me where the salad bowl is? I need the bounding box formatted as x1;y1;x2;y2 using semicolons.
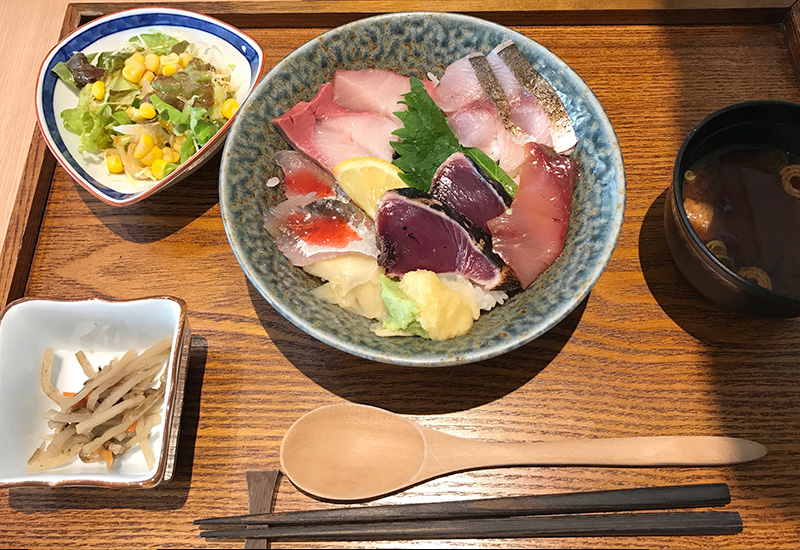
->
220;12;626;366
36;7;265;206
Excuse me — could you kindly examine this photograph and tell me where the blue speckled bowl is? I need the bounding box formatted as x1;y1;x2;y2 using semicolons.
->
220;12;625;366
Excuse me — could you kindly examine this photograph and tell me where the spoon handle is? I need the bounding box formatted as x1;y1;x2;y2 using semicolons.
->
425;435;766;472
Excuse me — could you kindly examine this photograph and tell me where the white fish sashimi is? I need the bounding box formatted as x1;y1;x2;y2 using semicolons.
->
434;56;486;114
486;48;554;149
446;105;527;175
333;69;413;121
264;194;379;267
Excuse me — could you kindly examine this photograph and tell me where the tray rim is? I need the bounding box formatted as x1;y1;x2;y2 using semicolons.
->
2;0;800;309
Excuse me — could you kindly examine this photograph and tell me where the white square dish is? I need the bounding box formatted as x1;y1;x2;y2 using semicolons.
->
0;296;189;488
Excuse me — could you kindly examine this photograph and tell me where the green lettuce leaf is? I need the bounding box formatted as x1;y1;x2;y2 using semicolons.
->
193;119;220;146
129;31;180;56
51;61;77;89
60;86;116;154
391;77;517;197
162;162;180;178
179;133;196;162
104;72;140;106
92;50;131;73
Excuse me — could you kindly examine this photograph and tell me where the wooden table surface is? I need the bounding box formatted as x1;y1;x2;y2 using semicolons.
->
2;2;800;549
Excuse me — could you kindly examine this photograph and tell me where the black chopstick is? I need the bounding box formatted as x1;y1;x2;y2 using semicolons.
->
195;483;730;526
199;511;742;541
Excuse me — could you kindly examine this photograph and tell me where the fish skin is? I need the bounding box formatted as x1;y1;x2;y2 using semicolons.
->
468;54;525;138
271;83;399;172
430;152;511;232
376;188;521;292
486;47;553;149
493;41;577;155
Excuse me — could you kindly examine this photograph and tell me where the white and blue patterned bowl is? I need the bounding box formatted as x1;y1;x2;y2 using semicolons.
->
36;7;265;206
221;12;625;366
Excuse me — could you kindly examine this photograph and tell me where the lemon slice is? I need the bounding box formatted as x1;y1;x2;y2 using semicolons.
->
331;157;407;219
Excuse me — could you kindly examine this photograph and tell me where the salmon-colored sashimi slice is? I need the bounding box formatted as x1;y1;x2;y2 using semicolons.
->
487;143;577;288
332;69;437;122
272;82;399;172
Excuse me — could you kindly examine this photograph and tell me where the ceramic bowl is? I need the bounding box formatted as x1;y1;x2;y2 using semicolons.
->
0;296;190;488
665;100;800;317
220;12;625;366
36;7;265;206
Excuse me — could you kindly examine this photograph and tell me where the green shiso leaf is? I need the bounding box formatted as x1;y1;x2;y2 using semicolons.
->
391;77;517;197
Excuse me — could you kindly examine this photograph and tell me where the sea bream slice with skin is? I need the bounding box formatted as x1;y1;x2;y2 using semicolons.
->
376;188;521;292
487;143;577;288
265;194;379;267
435;55;528;175
429;152;512;233
489;41;577;155
332;69;438;122
271;83;399;172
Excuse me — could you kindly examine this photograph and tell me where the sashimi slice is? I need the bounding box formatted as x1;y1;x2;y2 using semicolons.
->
487;210;566;289
491;41;578;154
487;143;577;288
486;48;553;149
429;152;511;232
376;188;520;292
273;150;336;198
446;106;527;175
435;54;527;175
516;143;576;221
265;194;379;266
433;56;486;114
272;83;399;172
332;69;437;121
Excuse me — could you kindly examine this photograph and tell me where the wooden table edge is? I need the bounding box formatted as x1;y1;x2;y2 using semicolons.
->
3;0;800;308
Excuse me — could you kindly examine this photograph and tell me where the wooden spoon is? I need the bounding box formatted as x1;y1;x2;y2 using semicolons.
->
279;403;766;501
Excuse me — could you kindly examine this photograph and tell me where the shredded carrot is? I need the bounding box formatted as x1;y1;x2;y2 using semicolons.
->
126;421;138;433
103;448;114;470
62;391;76;397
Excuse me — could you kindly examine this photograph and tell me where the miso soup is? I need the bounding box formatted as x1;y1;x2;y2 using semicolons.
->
682;147;800;297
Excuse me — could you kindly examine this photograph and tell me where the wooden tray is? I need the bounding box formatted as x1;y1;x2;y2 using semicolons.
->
2;2;800;548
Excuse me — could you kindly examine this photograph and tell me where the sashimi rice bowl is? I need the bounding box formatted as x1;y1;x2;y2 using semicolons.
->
220;12;625;366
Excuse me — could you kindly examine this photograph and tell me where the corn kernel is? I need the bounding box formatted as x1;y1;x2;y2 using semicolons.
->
161;63;179;77
179;52;193;68
221;98;239;119
133;134;155;159
151;158;169;179
144;53;160;73
139;70;155;86
106;154;124;174
91;80;105;101
140;145;164;166
160;53;180;66
122;60;146;83
126;52;145;65
138;102;156;119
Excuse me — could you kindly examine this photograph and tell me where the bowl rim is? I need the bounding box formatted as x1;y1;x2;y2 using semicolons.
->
220;11;626;366
35;6;266;207
671;99;800;305
0;295;189;488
